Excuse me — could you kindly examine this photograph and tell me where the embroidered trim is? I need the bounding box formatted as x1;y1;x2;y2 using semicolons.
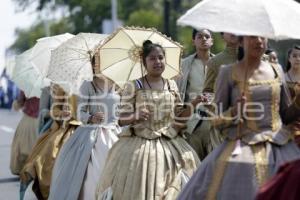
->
271;82;281;131
236;80;259;132
250;143;269;186
206;140;236;200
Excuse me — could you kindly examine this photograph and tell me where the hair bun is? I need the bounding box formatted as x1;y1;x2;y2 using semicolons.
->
143;40;152;48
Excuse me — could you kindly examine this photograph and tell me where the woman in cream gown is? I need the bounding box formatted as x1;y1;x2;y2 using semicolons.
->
96;40;200;200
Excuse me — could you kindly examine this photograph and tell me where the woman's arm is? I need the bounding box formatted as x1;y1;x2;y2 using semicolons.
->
78;81;93;124
50;85;67;119
118;81;137;126
211;65;238;130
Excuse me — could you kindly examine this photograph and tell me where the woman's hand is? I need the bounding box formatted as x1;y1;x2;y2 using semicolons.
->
135;108;150;123
90;112;105;124
171;122;187;133
61;110;71;118
191;95;208;107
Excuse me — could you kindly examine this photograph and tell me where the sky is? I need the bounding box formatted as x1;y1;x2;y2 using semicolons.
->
0;0;37;74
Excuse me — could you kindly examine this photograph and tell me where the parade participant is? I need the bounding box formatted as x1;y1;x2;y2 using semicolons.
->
96;40;200;200
176;29;215;160
49;54;121;200
37;86;53;134
10;90;39;175
284;45;300;146
203;32;239;93
178;36;300;200
265;48;279;64
202;32;240;154
20;84;81;200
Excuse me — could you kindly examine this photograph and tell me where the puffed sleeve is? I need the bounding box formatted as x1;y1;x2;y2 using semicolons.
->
212;65;236;130
119;81;136;115
50;85;66;119
168;80;185;116
78;81;93;124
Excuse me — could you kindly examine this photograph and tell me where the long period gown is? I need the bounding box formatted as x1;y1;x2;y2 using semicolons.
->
96;79;199;200
48;81;121;200
10;91;39;175
178;63;300;200
285;72;300;146
20;87;80;200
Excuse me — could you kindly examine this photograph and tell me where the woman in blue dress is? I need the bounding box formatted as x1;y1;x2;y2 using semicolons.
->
49;56;121;200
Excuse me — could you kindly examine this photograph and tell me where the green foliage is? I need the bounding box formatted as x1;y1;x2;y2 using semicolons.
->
176;27;193;56
126;10;163;31
119;0;162;20
8;18;73;54
10;0;226;56
62;0;111;33
211;32;225;54
9;24;45;54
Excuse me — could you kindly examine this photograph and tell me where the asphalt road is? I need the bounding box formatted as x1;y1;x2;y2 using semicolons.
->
0;108;36;200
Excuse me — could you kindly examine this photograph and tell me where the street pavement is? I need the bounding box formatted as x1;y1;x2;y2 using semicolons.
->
0;108;35;200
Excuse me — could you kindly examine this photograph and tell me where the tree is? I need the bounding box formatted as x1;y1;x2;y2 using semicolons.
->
8;18;73;54
126;10;163;31
9;0;225;55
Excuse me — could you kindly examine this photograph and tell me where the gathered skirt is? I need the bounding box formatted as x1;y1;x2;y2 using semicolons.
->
49;124;121;200
96;135;200;200
177;139;300;200
20;121;77;200
10;113;38;175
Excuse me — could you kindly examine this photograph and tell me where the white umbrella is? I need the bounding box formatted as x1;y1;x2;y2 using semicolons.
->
7;49;50;97
30;33;74;76
98;27;183;87
177;0;300;40
47;33;108;94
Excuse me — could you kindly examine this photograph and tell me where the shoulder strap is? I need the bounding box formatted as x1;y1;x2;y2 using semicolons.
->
90;81;98;94
135;79;143;89
269;63;282;81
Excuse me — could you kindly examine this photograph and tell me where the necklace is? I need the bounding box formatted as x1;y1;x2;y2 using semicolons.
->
144;76;165;90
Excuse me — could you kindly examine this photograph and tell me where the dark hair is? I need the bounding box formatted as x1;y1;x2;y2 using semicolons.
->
286;45;300;72
237;36;244;61
265;48;275;55
192;28;211;39
237;46;244;61
192;29;198;39
91;55;96;74
141;40;165;66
